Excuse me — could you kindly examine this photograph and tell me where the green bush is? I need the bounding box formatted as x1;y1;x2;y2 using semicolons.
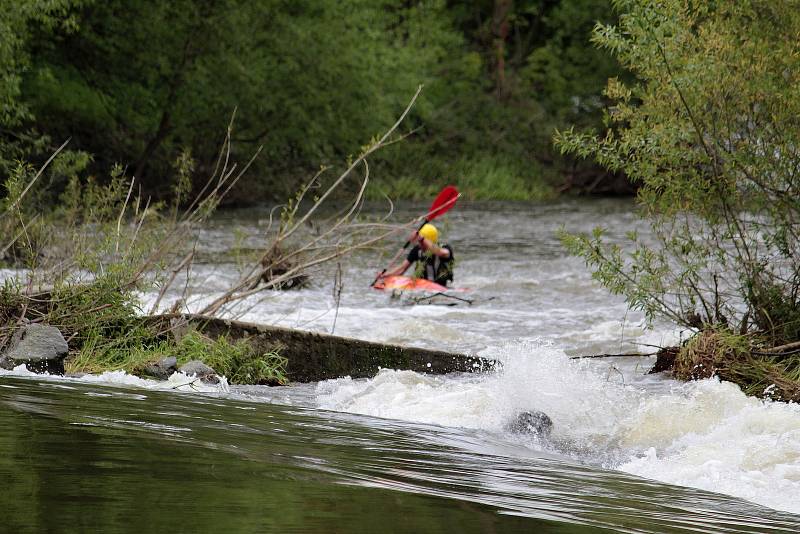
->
164;331;288;385
557;1;800;343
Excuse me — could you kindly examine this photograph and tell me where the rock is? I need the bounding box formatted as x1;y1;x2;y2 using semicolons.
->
178;360;220;384
0;324;69;375
649;346;679;374
258;248;309;290
142;356;178;380
506;410;553;438
65;372;87;379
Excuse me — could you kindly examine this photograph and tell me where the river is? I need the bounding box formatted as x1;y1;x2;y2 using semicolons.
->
2;198;799;532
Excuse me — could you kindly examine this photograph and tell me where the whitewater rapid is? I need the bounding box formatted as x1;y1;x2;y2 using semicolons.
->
4;342;798;516
314;341;800;515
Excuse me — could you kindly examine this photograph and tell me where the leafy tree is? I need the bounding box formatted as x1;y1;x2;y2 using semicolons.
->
389;0;626;198
22;0;462;197
7;0;626;201
557;0;800;344
0;0;87;173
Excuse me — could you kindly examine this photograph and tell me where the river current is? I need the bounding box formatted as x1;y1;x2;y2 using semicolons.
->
2;199;799;532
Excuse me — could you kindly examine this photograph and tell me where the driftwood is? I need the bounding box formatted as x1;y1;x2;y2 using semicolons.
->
253;246;309;290
752;340;800;356
570;349;678;375
570;352;656;360
649;346;679;373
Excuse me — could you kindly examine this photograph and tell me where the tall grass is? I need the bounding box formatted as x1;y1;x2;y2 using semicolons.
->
370;155;554;201
675;327;800;402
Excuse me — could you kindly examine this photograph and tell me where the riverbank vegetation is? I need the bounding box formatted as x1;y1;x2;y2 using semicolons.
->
1;84;432;383
2;0;629;204
0;121;287;382
558;1;800;401
1;1;637;380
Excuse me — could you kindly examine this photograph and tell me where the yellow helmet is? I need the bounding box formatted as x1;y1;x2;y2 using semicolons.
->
418;223;438;243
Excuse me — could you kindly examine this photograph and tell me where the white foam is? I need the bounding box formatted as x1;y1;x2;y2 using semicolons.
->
316;369;502;430
0;364;42;377
617;379;800;514
316;340;643;446
0;365;230;394
314;340;800;515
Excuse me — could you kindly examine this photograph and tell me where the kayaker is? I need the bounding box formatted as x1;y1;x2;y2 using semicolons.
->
380;223;454;286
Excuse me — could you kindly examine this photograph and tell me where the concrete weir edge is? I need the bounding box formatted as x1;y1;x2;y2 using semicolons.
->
146;313;498;383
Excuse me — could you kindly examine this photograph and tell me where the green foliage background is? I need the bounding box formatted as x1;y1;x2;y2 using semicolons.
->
557;0;800;345
1;0;624;202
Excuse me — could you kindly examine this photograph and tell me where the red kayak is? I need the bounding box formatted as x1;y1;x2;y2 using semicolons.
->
373;275;448;292
373;276;479;305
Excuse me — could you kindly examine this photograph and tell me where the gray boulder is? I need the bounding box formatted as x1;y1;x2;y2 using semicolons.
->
506;410;553;438
0;324;69;375
178;360;220;384
142;356;178;380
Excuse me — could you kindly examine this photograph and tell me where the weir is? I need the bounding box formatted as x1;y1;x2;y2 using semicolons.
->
146;313;496;383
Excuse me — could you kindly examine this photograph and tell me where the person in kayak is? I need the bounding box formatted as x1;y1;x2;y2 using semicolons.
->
380;223;454;286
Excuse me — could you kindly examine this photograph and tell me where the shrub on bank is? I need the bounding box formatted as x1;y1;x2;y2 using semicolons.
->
558;2;800;402
1;281;289;385
670;328;800;403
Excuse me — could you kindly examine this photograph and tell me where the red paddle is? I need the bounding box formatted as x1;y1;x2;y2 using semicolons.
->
371;185;460;287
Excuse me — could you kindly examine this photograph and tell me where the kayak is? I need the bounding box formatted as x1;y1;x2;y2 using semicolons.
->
372;275;449;292
373;275;483;306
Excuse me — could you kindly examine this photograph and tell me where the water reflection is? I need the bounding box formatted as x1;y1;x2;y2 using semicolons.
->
2;376;798;533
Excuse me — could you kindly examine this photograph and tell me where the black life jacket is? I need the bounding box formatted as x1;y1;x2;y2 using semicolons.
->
410;244;454;286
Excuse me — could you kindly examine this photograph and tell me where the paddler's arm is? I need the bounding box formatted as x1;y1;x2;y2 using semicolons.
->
419;237;450;258
381;259;411;278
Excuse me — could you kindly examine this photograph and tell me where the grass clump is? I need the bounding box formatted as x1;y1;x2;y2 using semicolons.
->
674;327;800;403
674;328;751;381
68;327;288;386
161;331;288;385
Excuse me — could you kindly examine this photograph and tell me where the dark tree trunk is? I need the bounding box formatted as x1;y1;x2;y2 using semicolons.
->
133;39;193;182
492;0;513;98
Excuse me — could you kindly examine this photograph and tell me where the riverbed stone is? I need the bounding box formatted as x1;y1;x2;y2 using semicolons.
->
142;356;178;380
0;324;69;375
178;360;220;384
505;411;553;438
